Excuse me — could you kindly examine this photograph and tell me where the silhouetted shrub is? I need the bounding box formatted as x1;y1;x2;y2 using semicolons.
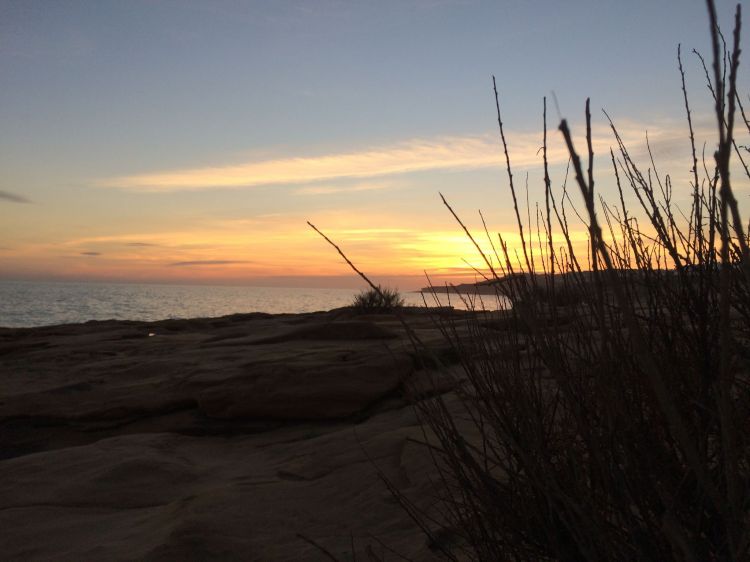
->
351;285;404;311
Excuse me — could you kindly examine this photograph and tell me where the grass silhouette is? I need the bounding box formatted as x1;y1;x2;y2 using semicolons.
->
311;1;750;559
351;285;405;312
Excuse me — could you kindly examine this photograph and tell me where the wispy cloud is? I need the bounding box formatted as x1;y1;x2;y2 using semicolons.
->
125;242;158;247
101;135;542;193
0;190;31;204
168;259;251;267
80;251;101;256
99;119;714;193
295;180;398;195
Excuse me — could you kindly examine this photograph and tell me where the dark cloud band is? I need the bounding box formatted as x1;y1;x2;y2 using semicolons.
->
0;190;31;204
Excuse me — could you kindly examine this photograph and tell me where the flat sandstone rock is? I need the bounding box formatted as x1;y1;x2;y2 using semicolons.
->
0;309;463;560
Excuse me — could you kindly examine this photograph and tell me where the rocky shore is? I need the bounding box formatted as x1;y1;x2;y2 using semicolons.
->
0;307;466;560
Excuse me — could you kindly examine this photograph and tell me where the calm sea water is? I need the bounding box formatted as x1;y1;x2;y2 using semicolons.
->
0;280;492;328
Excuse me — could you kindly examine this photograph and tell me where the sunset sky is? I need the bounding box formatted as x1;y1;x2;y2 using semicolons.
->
1;0;747;289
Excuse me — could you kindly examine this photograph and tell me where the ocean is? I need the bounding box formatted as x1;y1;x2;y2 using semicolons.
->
0;280;498;328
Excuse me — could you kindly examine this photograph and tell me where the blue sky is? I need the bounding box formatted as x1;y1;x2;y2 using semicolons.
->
0;0;746;288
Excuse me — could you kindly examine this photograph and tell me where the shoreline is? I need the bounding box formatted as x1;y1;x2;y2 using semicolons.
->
0;304;459;331
0;281;447;329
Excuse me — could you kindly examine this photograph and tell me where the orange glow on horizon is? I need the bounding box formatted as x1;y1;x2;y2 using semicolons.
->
0;217;596;289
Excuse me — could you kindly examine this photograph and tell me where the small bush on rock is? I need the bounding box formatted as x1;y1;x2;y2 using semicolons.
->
352;285;404;311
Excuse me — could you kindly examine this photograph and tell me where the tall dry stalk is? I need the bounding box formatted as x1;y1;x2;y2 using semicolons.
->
392;1;750;559
310;1;749;559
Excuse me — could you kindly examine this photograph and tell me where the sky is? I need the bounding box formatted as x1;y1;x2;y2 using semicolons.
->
1;0;748;290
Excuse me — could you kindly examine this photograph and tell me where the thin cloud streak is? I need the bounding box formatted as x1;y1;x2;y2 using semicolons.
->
100;118;714;193
168;260;251;267
295;180;398;195
104;136;506;191
0;190;31;204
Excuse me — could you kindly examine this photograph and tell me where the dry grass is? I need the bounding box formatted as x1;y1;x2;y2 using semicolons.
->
310;1;750;559
351;285;405;312
394;2;750;560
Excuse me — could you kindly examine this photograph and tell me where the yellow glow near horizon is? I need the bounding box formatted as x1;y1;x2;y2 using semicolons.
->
2;118;714;287
0;214;596;287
